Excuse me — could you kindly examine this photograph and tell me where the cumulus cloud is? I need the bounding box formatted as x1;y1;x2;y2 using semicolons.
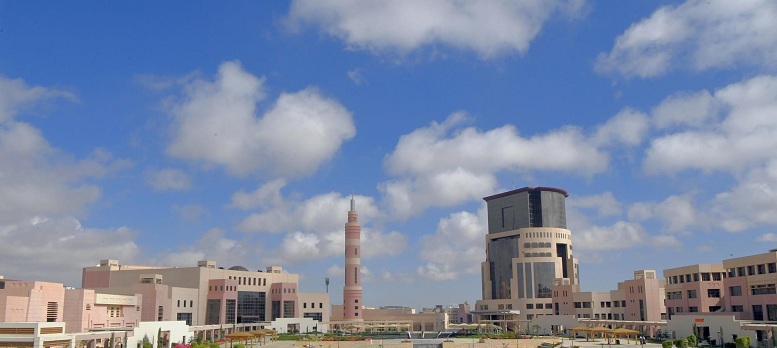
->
596;0;777;78
0;75;75;122
173;204;206;223
567;192;622;217
0;217;139;286
626;195;700;234
152;228;254;268
232;180;406;264
417;208;487;280
644;75;777;175
573;221;648;251
147;168;192;191
381;112;627;218
286;0;587;59
166;61;355;177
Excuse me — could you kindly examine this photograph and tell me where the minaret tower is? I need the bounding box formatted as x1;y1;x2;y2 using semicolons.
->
343;195;363;321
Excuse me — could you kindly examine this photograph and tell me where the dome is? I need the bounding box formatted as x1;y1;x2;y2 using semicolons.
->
228;265;249;271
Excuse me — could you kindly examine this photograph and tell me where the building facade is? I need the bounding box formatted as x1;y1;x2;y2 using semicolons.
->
81;259;329;327
476;187;579;323
723;250;777;321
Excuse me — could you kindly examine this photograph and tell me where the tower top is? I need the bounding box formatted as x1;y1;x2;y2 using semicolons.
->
350;194;355;211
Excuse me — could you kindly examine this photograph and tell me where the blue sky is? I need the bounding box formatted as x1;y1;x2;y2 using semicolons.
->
2;0;777;309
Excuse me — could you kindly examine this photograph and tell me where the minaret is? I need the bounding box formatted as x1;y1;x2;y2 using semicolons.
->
343;195;363;321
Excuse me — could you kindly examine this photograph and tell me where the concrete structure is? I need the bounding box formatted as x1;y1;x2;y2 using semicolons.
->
343;196;363;321
0;279;65;323
475;187;578;324
664;264;726;320
723;250;777;322
81;259;329;327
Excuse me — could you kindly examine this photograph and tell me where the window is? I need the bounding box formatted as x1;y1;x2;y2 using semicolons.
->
701;273;711;281
693;273;699;282
708;289;721;298
758;264;766;274
355;267;358;284
303;303;307;309
545;303;552;309
732;305;744;312
770;263;777;273
689;307;698;313
728;269;736;277
752;284;777;295
748;265;756;276
526;304;534;309
686;274;692;282
738;267;746;277
753;305;764;321
574;302;582;308
768;305;777;321
688;290;697;299
712;272;722;281
730;286;742;296
668;291;683;300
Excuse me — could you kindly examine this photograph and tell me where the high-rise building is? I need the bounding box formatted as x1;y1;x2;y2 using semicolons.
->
475;187;579;323
343;196;363;321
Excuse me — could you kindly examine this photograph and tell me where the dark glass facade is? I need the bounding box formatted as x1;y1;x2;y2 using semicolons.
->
237;291;265;323
488;236;519;299
226;299;236;323
177;312;193;325
283;301;295;318
206;299;221;324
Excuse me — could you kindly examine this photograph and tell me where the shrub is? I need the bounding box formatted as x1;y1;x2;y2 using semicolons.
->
208;344;219;348
687;335;697;347
234;344;245;348
675;339;688;348
735;336;751;348
662;340;674;348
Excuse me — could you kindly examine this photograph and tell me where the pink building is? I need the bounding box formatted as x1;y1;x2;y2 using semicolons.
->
0;278;140;333
0;279;64;323
663;264;726;318
552;270;665;323
723;250;777;321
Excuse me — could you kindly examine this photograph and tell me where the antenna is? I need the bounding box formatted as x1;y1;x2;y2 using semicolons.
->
350;194;355;211
325;277;330;293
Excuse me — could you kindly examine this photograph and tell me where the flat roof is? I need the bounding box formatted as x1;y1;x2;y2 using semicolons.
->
483;187;569;201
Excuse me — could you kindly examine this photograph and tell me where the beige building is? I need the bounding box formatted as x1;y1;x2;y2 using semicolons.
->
476;187;579;326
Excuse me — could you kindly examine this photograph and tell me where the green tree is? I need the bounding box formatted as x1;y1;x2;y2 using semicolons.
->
663;340;674;348
675;339;688;348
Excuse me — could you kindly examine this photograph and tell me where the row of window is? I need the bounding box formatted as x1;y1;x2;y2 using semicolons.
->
524;252;553;258
209;285;236;292
229;276;268;287
524;242;552;248
302;302;324;309
572;300;627;308
727;263;777;278
271;287;296;294
523;232;568;239
667;272;725;284
177;300;194;307
526;303;553;310
667;284;775;299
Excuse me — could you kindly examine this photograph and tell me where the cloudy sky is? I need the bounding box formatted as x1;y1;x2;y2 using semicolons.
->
2;0;777;309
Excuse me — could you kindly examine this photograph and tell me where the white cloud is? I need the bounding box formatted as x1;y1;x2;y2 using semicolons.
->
147;168;191;191
0;217;139;286
0;75;75;122
711;160;777;232
381;112;614;218
592;108;650;147
651;90;719;129
650;234;682;249
596;0;777;78
573;221;648;251
166;61;355;177
626;195;700;233
757;233;777;242
417;208;486;281
567;192;622;217
232;182;405;265
347;68;366;85
153;228;253;268
0;122;132;224
230;179;287;210
286;0;587;59
173;204;206;223
644;75;777;175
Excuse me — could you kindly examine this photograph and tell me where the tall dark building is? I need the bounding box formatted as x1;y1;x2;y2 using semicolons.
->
475;187;578;323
